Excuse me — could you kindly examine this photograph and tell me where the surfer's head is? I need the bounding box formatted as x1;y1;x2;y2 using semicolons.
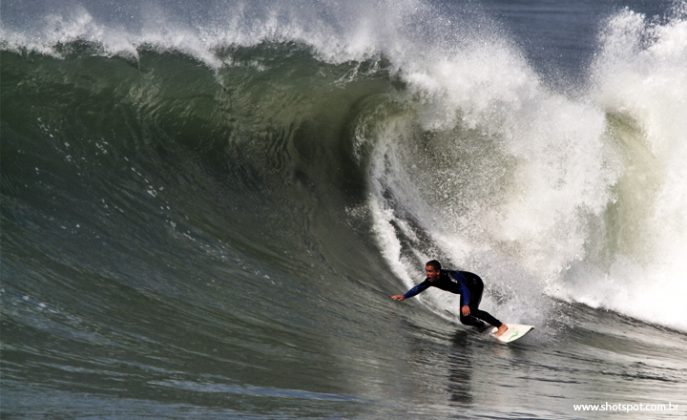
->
425;260;442;281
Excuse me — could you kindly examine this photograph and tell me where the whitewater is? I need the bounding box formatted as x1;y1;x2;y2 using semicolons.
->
2;0;686;418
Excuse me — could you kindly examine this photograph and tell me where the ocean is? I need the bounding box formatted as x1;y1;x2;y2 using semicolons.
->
1;0;686;418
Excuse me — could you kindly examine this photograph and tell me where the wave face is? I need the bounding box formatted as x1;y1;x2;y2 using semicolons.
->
2;0;687;418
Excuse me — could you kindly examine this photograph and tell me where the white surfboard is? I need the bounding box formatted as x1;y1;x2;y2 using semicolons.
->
489;323;534;344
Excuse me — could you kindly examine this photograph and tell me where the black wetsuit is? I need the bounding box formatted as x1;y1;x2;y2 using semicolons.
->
403;270;502;330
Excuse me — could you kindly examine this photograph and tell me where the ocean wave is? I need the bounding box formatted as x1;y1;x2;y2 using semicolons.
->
2;0;686;334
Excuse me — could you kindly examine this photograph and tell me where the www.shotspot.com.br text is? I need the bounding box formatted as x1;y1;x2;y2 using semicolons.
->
573;401;679;414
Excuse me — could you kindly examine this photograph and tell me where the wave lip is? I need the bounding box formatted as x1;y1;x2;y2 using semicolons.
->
0;0;438;69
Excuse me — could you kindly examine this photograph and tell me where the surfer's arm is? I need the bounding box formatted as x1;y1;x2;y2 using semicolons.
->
402;280;431;300
459;282;471;306
390;280;430;301
458;275;471;315
448;271;471;306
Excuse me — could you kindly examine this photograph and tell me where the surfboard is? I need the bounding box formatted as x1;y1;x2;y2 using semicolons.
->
489;324;534;344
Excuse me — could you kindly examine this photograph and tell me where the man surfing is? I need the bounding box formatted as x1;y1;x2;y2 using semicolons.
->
391;260;509;337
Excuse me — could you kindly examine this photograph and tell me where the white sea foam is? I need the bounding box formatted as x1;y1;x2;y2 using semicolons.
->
365;5;687;331
564;6;687;331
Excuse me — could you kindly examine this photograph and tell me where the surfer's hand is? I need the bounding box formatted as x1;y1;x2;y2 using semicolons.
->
461;305;470;316
390;294;405;301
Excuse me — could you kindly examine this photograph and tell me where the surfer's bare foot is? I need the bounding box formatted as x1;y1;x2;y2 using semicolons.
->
495;324;508;337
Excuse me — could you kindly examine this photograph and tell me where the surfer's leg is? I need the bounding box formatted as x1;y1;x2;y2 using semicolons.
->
463;273;503;329
459;312;488;331
472;309;503;328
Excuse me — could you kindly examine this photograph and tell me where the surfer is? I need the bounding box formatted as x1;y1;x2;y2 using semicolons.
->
391;260;509;337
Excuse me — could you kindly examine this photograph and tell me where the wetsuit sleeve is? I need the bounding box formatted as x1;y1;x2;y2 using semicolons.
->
403;280;431;299
459;279;471;306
